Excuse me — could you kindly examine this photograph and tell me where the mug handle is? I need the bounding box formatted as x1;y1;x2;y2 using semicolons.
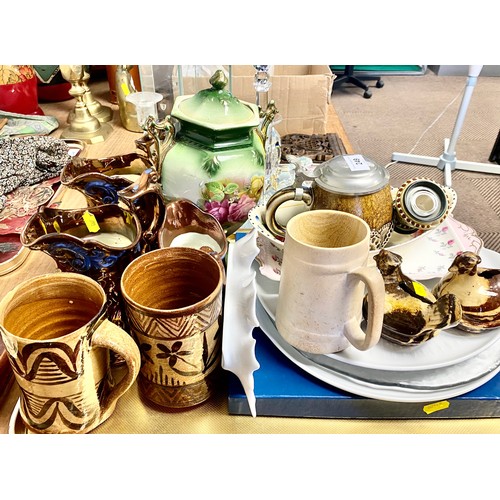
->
343;266;385;351
91;319;141;421
265;185;313;238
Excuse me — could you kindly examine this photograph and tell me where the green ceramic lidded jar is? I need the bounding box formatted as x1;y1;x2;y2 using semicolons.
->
146;69;277;233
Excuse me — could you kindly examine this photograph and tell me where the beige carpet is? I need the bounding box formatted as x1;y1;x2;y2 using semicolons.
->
331;72;500;253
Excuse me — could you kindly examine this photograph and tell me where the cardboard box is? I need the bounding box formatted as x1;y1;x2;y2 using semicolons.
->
230;65;334;136
173;65;334;136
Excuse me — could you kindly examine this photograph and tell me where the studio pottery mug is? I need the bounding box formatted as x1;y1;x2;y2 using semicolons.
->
275;209;385;354
21;204;142;332
120;247;224;408
265;154;394;250
0;273;141;434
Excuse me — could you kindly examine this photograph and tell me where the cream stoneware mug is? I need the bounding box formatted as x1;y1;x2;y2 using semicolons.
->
275;209;385;354
0;273;141;434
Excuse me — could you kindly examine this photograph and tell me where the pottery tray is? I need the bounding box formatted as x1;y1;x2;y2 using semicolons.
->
227;327;500;419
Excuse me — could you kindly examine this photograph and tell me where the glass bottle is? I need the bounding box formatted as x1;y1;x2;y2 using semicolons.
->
115;65;142;132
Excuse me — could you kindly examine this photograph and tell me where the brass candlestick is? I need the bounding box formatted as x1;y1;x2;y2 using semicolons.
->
60;65;112;144
81;68;113;122
67;67;113;123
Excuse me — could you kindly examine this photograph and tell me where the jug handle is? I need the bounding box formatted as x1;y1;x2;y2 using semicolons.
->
117;168;166;249
91;318;141;424
144;115;175;176
264;184;313;238
343;267;385;351
134;133;156;161
257;100;278;144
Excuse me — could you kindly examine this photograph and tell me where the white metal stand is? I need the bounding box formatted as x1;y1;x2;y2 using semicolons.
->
391;65;500;187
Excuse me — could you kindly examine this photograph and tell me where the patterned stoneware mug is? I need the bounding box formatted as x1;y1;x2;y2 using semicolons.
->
0;273;141;434
120;247;224;408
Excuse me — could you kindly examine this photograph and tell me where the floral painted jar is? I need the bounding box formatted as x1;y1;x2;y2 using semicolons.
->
145;70;277;233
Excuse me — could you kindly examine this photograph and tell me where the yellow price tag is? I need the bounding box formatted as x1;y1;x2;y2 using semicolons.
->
121;82;130;96
423;401;450;415
412;281;427;298
82;211;100;233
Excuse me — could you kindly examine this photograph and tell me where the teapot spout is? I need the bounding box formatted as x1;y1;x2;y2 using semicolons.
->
257;100;279;144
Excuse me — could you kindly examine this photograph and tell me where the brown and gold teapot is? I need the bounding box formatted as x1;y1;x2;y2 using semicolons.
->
264;154;394;250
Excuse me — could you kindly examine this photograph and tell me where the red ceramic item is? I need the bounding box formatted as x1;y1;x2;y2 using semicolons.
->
0;65;44;115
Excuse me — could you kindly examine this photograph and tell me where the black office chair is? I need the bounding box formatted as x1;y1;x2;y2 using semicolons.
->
331;65;384;99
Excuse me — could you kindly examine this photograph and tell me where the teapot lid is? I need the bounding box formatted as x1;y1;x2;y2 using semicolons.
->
171;70;260;130
315;154;389;195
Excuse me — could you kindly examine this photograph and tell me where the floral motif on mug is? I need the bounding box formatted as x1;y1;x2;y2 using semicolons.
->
140;329;221;378
156;341;198;376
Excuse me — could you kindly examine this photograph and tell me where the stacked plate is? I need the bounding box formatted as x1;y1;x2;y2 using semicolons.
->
254;233;500;403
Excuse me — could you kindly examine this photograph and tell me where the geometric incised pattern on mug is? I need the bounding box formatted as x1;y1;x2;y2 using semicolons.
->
126;293;223;341
6;341;82;382
20;388;101;432
142;371;217;408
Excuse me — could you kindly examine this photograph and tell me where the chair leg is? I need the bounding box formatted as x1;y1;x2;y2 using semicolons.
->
332;66;384;98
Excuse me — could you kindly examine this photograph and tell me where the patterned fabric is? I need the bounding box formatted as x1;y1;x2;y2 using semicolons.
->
0;110;59;138
0;136;70;211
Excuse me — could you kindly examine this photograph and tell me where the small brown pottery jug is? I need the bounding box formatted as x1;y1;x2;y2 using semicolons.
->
366;249;463;345
158;198;228;266
432;251;500;332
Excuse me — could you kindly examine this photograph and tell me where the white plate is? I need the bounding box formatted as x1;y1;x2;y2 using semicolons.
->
256;300;500;403
302;331;500;391
255;247;500;372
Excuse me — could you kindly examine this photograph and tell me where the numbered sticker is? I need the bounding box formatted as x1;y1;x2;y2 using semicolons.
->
82;211;101;233
344;154;371;171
